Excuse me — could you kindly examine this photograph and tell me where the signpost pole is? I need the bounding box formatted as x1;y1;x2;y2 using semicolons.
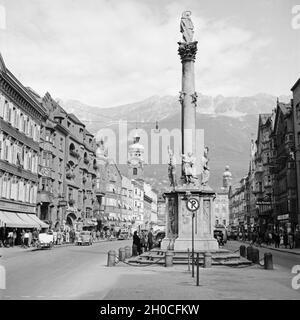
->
192;212;195;278
186;197;199;279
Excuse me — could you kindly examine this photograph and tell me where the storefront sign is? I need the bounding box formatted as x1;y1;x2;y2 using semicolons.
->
277;214;289;221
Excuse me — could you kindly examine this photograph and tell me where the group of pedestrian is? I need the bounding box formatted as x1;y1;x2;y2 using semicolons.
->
52;229;76;245
272;230;297;249
132;229;154;256
239;228;300;249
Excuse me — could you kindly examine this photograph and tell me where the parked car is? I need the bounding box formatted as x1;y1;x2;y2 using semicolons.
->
37;231;54;249
118;231;129;240
76;231;93;246
154;231;166;248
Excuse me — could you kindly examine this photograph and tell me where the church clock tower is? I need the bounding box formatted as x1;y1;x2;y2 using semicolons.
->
127;132;144;180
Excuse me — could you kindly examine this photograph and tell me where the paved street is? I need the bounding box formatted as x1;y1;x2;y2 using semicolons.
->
224;241;300;271
0;240;132;300
1;240;300;300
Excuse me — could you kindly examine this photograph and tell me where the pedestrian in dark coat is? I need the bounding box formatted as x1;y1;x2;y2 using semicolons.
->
132;231;141;256
148;229;154;251
283;231;288;249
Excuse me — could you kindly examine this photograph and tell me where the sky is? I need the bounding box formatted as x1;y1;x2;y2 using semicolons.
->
0;0;300;108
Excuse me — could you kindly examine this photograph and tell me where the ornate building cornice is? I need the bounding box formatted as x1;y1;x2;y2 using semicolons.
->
0;72;47;123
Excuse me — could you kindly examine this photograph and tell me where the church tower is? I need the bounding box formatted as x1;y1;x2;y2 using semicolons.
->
222;165;232;192
127;131;144;180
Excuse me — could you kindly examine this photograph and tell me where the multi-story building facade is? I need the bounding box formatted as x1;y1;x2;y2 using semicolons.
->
245;139;259;233
132;179;144;231
253;113;275;234
35;93;98;231
103;159;123;232
0;54;48;232
228;177;247;233
157;195;166;230
121;175;134;231
291;79;300;227
143;182;158;230
270;101;297;233
95;138;108;229
34;92;68;230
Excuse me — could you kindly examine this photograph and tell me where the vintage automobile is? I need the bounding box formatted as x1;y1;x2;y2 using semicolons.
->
153;231;166;248
76;231;93;246
118;231;129;240
37;232;54;249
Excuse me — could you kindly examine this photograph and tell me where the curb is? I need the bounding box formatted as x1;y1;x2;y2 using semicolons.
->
233;241;300;256
0;239;115;256
259;245;300;256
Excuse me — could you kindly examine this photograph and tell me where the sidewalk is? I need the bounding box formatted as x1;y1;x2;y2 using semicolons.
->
237;240;300;256
100;263;300;300
0;239;111;258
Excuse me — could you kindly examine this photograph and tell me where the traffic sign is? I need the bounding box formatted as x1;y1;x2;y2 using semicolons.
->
186;197;199;212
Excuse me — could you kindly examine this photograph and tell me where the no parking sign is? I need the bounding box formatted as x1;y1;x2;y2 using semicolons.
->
186;198;199;212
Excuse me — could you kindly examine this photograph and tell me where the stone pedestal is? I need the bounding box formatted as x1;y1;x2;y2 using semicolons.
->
161;188;218;251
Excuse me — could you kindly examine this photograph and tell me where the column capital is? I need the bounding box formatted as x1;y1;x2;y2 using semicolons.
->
178;41;198;62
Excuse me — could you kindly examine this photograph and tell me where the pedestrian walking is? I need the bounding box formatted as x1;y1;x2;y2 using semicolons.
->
295;229;300;248
0;227;5;247
24;230;29;248
70;229;75;243
28;230;32;247
21;229;25;248
268;231;273;246
274;232;280;248
12;229;17;247
32;229;39;247
57;231;62;245
147;228;154;251
132;231;141;256
288;232;294;249
283;231;288;249
7;230;13;247
140;231;147;253
96;230;100;241
65;230;70;243
53;230;57;245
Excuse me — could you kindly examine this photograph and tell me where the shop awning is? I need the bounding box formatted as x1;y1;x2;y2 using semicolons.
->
0;211;49;229
26;214;49;228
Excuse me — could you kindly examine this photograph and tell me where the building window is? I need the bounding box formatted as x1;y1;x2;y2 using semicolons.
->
68;188;73;201
133;168;137;175
296;103;300;120
60;137;63;150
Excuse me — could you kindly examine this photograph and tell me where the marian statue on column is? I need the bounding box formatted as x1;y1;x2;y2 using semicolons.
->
180;11;194;43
